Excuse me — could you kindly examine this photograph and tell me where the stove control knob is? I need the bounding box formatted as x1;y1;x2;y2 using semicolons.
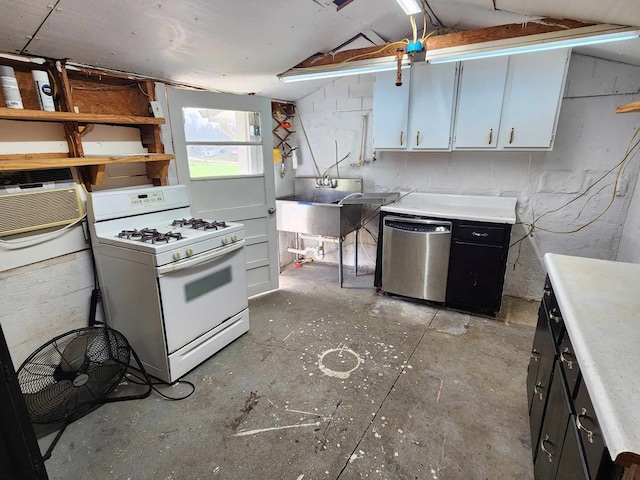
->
231;234;238;242
186;248;194;257
173;252;181;261
221;237;229;245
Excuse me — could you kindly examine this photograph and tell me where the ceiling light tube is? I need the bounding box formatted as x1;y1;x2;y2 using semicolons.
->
395;0;421;16
426;24;640;64
278;55;411;83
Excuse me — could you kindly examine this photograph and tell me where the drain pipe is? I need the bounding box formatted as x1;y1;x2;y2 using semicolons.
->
287;233;340;261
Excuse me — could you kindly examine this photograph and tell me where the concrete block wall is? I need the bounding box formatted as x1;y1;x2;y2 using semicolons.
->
294;54;640;300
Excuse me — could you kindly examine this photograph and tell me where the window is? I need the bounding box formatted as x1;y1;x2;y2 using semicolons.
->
182;108;263;178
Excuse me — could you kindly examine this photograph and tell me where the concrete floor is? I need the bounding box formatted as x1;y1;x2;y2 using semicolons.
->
40;263;540;480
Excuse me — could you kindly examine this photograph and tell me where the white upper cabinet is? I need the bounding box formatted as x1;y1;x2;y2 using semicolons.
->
453;56;509;149
498;48;570;149
408;62;458;150
372;50;571;152
372;69;411;149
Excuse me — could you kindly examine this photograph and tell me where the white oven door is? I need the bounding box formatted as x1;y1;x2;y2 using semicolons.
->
156;241;248;353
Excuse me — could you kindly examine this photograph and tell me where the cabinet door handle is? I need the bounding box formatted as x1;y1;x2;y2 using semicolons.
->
576;408;595;444
534;381;544;400
530;349;539;362
488;128;493;145
471;231;489;237
416;131;420;146
549;308;562;324
560;348;574;370
400;131;404;146
540;434;553;462
509;127;515;144
543;287;552;297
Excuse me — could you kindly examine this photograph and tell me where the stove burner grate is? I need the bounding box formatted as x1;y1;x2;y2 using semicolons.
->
172;218;227;230
117;228;183;243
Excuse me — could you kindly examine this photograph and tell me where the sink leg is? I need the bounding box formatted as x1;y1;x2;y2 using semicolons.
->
355;228;359;277
339;236;344;287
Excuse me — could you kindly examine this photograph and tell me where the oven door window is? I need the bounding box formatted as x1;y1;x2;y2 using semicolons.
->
184;266;232;302
158;246;248;354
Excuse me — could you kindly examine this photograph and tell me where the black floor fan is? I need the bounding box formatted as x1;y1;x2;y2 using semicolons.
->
16;319;152;460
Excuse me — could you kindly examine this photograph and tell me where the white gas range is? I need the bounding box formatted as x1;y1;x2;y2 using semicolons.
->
86;185;249;384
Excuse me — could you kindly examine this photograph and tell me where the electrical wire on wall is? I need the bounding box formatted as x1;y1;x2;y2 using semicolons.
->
510;124;640;267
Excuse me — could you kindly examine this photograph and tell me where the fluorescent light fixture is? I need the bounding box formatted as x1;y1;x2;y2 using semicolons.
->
426;24;640;64
395;0;421;15
278;55;411;83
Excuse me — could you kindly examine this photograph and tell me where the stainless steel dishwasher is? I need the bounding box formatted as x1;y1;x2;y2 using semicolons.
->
381;216;452;302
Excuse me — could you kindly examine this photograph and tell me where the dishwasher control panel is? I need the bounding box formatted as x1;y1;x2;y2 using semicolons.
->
385;218;450;233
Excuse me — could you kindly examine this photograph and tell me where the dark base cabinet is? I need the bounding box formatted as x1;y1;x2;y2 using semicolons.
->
445;220;511;315
375;213;512;315
527;276;622;480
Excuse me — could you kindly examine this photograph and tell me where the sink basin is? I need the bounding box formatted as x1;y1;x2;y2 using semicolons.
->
276;194;362;237
275;178;363;237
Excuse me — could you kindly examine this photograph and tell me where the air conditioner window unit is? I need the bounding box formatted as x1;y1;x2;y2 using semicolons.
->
0;168;84;237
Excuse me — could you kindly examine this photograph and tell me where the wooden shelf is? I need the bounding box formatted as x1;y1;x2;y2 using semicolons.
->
616;101;640;114
0;153;174;171
0;60;172;187
0;108;165;125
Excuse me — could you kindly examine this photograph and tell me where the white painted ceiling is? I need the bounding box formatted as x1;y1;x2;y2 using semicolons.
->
1;0;639;101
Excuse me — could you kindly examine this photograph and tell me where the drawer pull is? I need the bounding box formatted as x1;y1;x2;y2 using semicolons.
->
543;287;552;297
540;434;553;462
534;381;544;400
471;231;489;237
560;348;574;370
577;408;594;444
530;349;539;362
549;309;562;323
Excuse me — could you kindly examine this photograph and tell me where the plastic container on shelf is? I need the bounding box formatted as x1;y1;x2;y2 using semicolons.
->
0;65;24;109
32;70;55;111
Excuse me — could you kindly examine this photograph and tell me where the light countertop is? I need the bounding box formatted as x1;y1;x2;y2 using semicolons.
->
544;253;640;466
380;192;517;224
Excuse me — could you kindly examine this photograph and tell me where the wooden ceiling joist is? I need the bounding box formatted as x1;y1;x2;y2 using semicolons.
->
295;42;407;69
286;17;595;73
616;100;640;113
425;18;594;51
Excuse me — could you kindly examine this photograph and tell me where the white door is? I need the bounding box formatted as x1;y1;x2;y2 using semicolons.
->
166;87;278;297
453;56;509;149
408;62;458;150
372;69;411;149
498;48;570;149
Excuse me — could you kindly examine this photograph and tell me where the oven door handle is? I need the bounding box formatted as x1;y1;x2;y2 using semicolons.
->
157;239;245;276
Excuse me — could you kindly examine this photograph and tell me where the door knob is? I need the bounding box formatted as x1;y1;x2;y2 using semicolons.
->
268;207;276;214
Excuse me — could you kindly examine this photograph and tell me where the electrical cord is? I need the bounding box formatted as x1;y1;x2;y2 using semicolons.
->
422;0;445;28
0;214;87;247
509;125;640;251
90;319;196;401
122;367;196;401
357;191;414;231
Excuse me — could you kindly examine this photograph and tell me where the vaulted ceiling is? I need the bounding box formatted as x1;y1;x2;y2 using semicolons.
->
1;0;639;101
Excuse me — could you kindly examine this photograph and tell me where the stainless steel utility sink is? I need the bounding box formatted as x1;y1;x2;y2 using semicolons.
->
275;178;363;237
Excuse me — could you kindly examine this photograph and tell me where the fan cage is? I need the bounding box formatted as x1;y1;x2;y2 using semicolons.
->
17;326;131;424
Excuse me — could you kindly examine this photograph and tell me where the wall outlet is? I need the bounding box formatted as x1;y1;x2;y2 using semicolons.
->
149;101;164;118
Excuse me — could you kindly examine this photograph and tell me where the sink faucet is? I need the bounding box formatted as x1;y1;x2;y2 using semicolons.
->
315;177;338;188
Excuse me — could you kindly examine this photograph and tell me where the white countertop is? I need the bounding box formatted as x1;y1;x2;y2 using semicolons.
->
545;253;640;466
380;192;517;224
